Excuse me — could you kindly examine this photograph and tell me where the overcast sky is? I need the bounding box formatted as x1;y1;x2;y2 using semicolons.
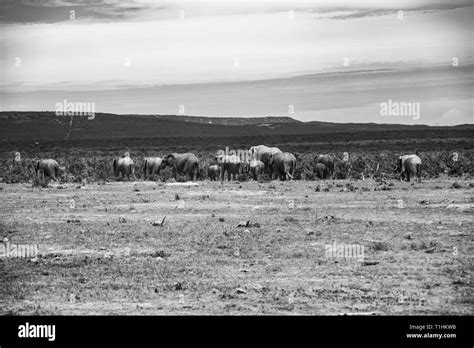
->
1;0;473;125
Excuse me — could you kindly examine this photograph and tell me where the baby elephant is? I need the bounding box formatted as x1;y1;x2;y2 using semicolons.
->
207;164;221;181
249;160;265;180
35;159;65;182
113;155;135;180
394;154;422;182
143;157;162;180
314;163;327;179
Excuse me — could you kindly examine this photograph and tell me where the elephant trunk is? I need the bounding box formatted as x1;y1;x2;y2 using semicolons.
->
143;159;148;179
394;157;401;174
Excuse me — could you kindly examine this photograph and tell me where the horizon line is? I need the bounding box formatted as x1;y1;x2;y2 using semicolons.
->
1;110;472;127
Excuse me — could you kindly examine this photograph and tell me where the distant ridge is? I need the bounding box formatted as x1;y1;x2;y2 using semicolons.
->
126;114;302;126
0;111;472;142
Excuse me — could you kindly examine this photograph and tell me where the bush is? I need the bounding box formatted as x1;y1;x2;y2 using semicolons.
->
0;147;472;183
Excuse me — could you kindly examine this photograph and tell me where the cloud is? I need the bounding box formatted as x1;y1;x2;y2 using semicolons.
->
1;0;472;24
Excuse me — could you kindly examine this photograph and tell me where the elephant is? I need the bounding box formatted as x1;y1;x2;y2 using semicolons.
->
160;153;199;181
249;145;282;177
394;154;422;182
143;157;162;180
113;155;135;180
239;161;251;176
314;154;336;179
207;164;221;181
35;159;65;182
314;163;327;179
249;160;265;180
215;154;242;181
268;152;296;181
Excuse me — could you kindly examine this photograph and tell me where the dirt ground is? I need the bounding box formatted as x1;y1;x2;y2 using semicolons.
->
0;177;472;315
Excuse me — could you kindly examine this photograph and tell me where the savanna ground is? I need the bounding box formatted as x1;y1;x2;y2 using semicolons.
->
1;176;472;315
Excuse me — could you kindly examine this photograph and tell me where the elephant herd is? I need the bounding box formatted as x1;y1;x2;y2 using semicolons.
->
33;146;423;183
114;152;199;181
212;145;296;181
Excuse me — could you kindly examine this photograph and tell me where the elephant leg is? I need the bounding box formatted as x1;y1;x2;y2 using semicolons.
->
182;165;190;181
286;165;293;180
50;169;58;182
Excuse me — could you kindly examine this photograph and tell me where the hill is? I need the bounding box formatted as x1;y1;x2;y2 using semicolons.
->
0;111;473;142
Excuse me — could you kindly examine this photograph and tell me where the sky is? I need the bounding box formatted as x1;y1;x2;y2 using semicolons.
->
0;0;473;125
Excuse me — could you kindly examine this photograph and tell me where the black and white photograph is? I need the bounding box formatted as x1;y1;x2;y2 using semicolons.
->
0;0;472;345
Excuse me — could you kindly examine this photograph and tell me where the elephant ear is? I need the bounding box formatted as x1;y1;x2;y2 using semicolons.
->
164;153;176;164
